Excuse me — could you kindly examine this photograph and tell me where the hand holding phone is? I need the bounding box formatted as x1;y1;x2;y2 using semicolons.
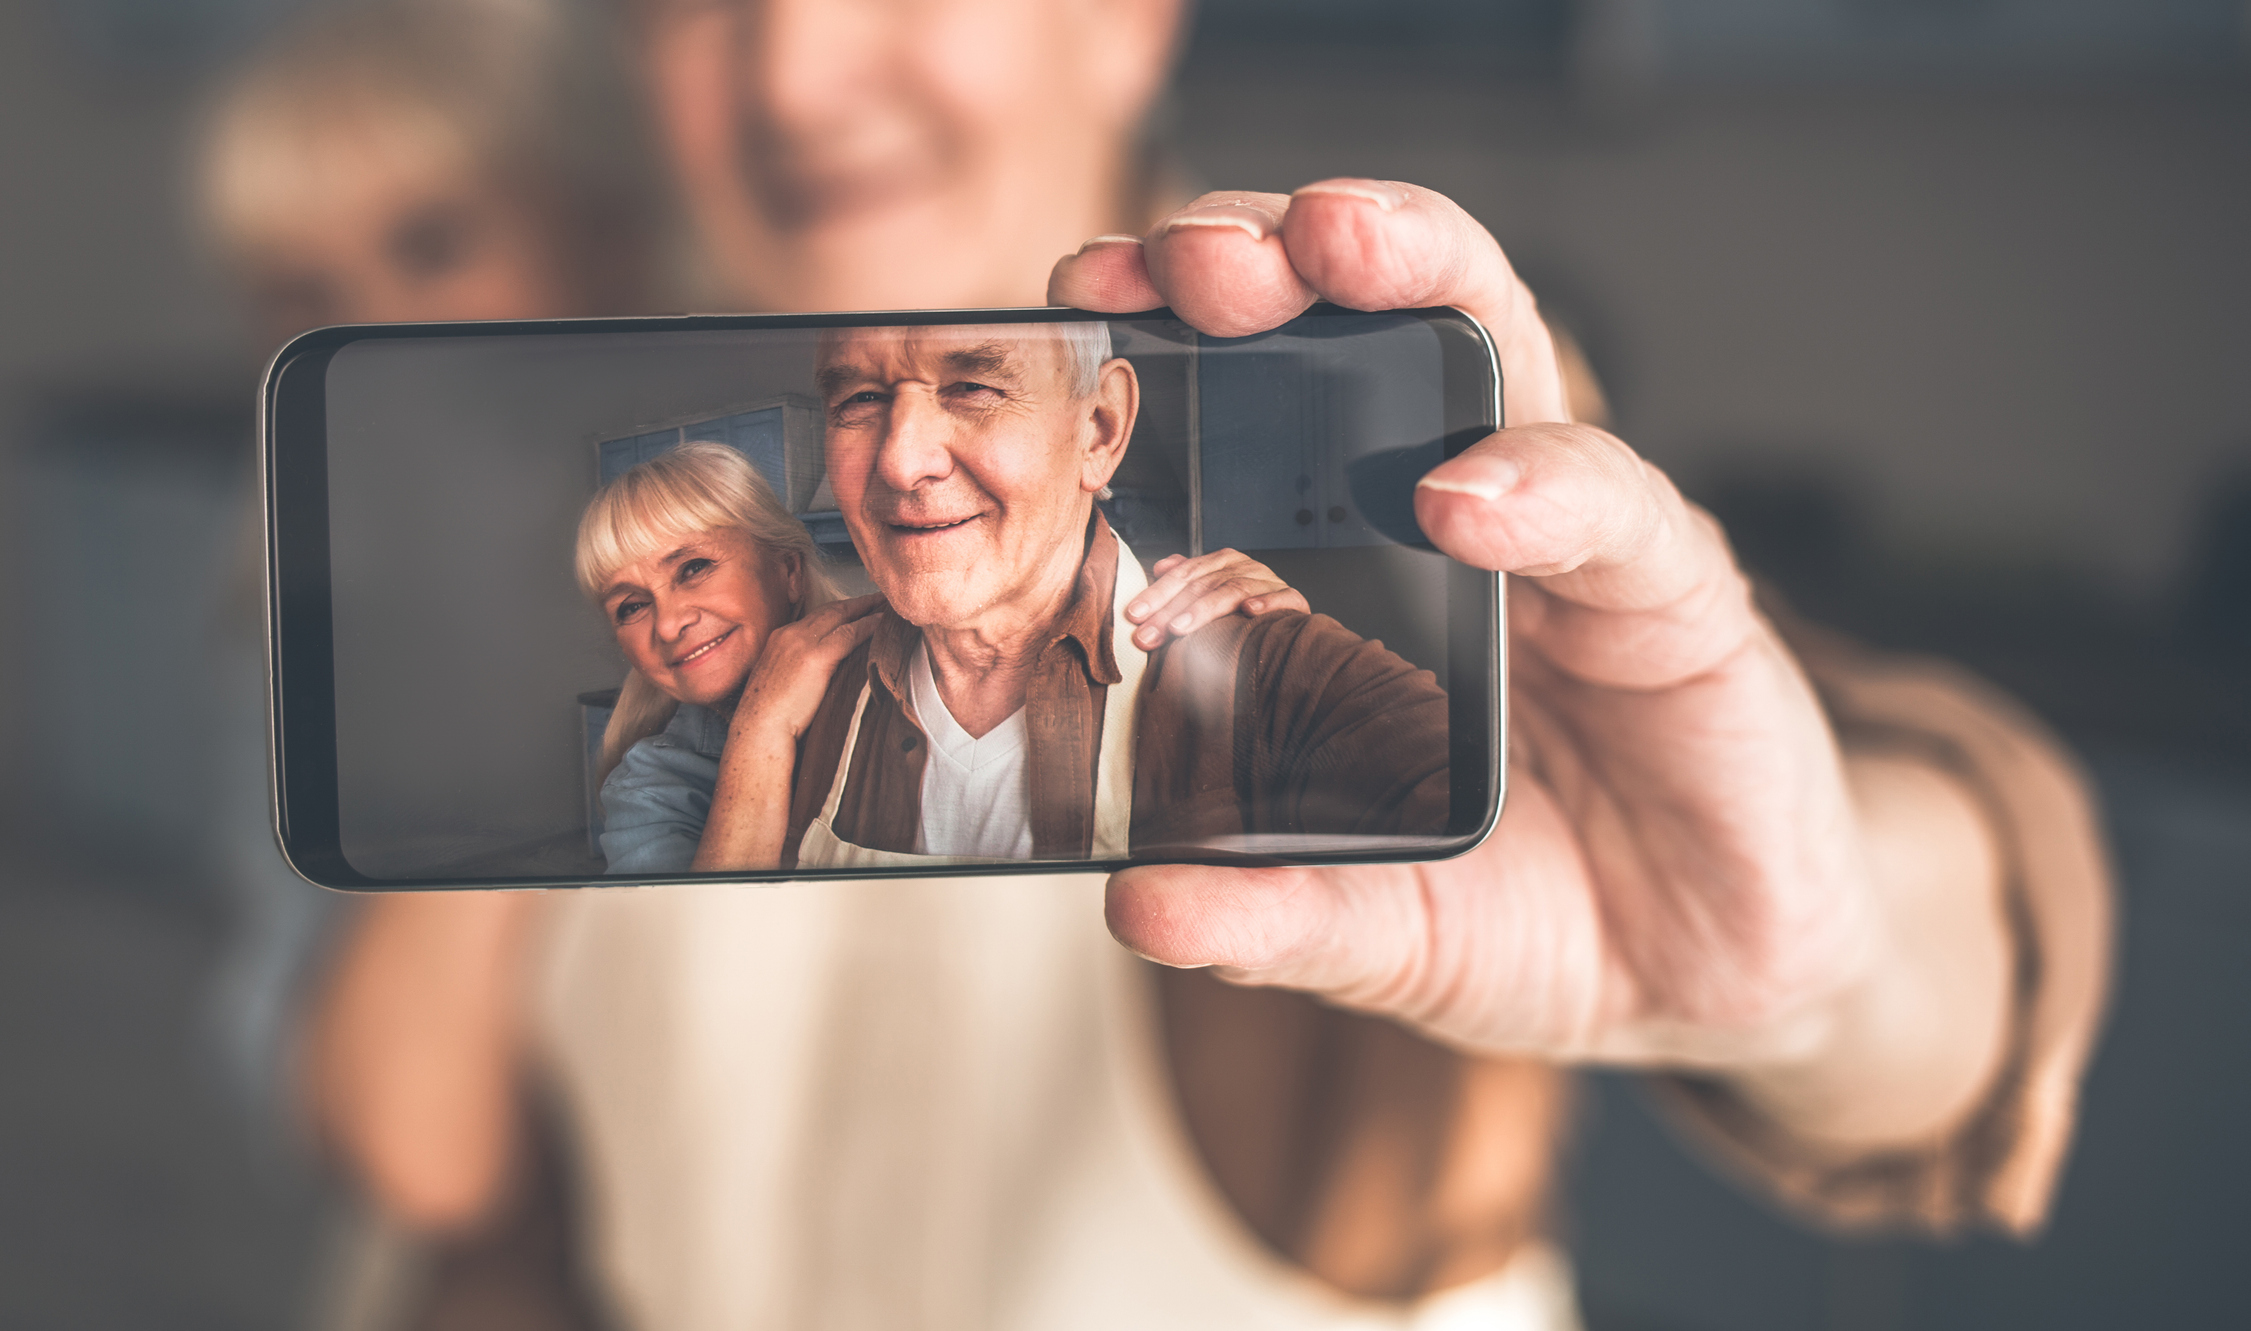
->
1058;183;1877;1074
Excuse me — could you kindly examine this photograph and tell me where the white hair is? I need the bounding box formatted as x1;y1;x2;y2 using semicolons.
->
1056;320;1113;398
815;321;1114;400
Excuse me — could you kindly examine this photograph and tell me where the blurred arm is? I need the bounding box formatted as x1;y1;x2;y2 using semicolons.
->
1653;629;2114;1234
305;891;540;1234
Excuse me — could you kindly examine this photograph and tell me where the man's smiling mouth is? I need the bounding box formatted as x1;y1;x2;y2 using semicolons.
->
889;515;978;533
670;626;736;668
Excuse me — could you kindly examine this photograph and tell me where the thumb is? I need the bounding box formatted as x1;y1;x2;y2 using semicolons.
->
1105;861;1425;1005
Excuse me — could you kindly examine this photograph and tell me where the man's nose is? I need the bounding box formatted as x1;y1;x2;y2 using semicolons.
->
744;0;882;141
872;388;957;495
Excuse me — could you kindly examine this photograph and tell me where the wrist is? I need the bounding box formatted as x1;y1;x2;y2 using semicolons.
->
1713;755;2011;1150
727;707;803;754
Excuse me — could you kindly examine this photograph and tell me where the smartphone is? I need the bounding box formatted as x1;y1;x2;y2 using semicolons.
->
264;304;1505;889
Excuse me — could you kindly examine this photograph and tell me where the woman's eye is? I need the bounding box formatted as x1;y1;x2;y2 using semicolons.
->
676;557;715;582
387;202;476;282
613;598;649;624
254;273;338;335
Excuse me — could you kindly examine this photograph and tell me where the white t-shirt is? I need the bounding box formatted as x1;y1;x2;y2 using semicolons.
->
909;641;1034;859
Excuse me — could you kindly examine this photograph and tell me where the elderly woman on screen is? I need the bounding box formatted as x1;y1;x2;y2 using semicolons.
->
574;439;1307;875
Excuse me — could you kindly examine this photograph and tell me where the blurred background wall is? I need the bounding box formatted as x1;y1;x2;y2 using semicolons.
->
0;0;2244;1327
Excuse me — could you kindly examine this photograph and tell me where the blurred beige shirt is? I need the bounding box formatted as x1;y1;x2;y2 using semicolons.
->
530;875;1581;1331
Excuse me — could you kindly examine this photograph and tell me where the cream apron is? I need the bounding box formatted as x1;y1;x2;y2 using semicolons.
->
531;548;1580;1331
795;549;1151;871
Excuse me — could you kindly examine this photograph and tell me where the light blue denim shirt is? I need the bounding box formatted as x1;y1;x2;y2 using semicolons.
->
599;703;729;875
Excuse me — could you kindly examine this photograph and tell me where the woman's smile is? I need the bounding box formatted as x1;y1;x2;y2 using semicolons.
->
670;625;739;669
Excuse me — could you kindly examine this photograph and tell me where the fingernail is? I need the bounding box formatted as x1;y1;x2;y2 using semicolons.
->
1171;613;1194;631
1294;179;1408;213
1161;204;1273;242
1125;599;1147;620
1075;233;1143;255
1418;456;1522;501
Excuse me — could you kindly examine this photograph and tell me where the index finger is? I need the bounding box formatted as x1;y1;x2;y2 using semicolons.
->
1286;181;1567;428
1049;181;1570;428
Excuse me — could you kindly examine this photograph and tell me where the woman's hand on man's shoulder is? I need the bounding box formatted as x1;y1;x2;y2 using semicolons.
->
730;594;886;746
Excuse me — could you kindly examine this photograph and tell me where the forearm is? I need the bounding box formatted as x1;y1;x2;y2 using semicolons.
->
1716;750;2013;1151
306;891;540;1232
691;726;799;871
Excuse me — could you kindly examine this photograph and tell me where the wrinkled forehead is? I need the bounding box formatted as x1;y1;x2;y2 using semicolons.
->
813;324;1071;394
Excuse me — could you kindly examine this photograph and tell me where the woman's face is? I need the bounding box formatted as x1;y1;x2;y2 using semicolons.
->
231;141;577;345
599;527;803;709
639;0;1182;311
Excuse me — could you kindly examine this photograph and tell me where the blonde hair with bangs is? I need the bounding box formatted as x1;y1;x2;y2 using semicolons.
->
579;440;843;782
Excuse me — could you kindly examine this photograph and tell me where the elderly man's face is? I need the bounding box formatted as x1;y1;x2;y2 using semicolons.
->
819;327;1135;632
638;0;1182;311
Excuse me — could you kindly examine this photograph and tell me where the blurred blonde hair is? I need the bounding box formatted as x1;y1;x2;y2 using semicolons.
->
578;441;844;781
198;0;656;290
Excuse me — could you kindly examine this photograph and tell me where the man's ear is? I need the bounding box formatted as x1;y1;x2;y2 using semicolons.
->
780;549;806;609
1081;356;1139;493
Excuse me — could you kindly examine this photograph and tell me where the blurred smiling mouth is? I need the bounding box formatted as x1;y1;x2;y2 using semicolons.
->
669;627;736;669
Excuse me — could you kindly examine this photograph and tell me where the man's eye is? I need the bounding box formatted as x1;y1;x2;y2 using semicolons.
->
830;391;886;424
947;380;1000;397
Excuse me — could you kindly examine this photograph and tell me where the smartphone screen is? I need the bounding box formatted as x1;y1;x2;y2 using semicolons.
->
265;305;1503;888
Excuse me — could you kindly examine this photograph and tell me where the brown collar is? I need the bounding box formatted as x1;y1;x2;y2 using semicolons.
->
863;509;1124;704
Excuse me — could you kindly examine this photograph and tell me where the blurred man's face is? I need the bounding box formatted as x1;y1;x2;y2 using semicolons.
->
640;0;1181;312
817;327;1133;632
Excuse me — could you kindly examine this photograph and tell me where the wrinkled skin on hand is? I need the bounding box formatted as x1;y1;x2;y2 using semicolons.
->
1053;184;1876;1069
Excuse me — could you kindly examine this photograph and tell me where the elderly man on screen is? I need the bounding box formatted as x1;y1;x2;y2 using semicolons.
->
770;321;1450;869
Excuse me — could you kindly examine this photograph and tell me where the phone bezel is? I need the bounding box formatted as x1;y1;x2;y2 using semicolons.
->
263;304;1506;890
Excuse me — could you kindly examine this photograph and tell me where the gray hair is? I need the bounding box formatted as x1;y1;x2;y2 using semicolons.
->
1056;320;1113;398
814;321;1115;400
